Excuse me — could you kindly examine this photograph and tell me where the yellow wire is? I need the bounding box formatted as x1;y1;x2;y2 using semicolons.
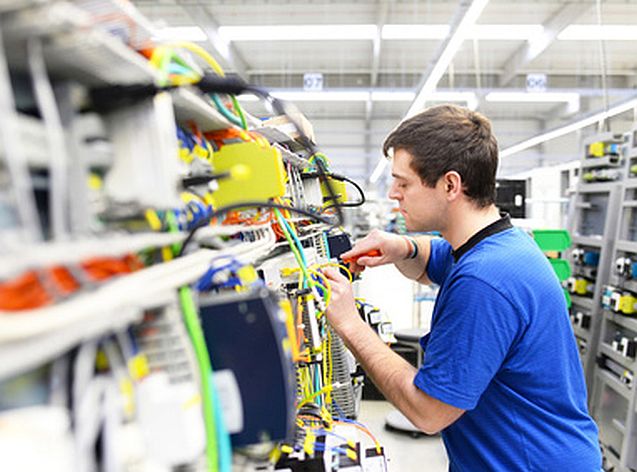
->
324;262;353;283
298;384;337;411
162;41;226;77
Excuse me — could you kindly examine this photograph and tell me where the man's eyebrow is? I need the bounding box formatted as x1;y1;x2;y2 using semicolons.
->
391;172;407;180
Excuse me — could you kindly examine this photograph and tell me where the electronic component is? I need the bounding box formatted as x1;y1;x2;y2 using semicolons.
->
327;232;353;260
199;288;296;446
570;311;591;330
210;141;287;207
616;257;633;277
611;332;637;359
587;141;622;160
564;277;594;296
582;168;621;182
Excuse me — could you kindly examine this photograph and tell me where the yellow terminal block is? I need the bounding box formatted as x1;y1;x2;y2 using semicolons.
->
618;294;637;315
128;354;150;381
211;141;286;207
573;278;590;295
587;141;605;158
321;177;348;206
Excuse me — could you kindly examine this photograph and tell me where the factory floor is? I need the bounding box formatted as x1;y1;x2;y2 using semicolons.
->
358;400;448;472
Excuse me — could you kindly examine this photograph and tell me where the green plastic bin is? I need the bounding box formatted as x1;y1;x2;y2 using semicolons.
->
549;258;572;281
532;229;571;252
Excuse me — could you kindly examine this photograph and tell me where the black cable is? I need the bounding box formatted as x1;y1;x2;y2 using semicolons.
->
177;201;335;257
181;172;231;188
240;84;345;226
323;174;366;209
89;75;347;226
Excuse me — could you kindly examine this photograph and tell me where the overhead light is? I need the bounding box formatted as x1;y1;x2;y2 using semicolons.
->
429;91;478;110
486;91;580;113
369;158;389;184
270;91;370;101
382;24;542;41
558;25;637;41
406;0;490;117
154;26;207;42
371;91;415;101
382;24;449;40
472;24;543;40
500;95;637;158
218;25;377;42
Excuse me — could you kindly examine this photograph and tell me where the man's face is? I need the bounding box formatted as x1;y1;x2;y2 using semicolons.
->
388;149;447;232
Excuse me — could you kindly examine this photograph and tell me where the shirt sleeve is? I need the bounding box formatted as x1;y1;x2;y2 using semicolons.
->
413;276;524;410
426;237;454;286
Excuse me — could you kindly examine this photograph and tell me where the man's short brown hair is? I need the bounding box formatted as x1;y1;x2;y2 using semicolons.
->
382;104;499;208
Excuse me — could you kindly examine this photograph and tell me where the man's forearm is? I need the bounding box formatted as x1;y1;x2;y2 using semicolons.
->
394;235;431;283
338;317;458;434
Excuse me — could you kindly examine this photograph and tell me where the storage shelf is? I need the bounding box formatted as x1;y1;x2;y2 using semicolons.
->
605;311;637;333
618;278;637;295
44;28;158;86
600;343;636;370
615;240;637;255
171;88;236;132
580;156;623;169
572;323;591;341
0;232;186;279
570;294;595;310
571;235;604;248
597;368;632;400
577;181;621;193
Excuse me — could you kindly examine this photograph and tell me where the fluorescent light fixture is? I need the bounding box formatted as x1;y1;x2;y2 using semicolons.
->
382;24;542;41
154;26;207;42
429;91;479;110
406;0;490;118
558;25;637;41
271;91;370;102
500;95;637;158
472;24;543;40
382;24;449;40
218;25;377;42
486;91;579;113
371;91;415;101
369;158;389;184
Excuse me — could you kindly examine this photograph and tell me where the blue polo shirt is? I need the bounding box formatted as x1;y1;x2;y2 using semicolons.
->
414;215;600;471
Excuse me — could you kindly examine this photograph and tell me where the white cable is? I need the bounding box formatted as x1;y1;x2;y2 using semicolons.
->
27;37;70;240
0;29;42;241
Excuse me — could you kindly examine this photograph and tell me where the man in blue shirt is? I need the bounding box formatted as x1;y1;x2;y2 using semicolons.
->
323;105;601;470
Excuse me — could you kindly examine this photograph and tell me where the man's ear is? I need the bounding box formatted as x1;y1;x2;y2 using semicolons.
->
443;171;463;200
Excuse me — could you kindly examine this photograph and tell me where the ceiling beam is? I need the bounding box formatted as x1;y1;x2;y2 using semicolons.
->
364;0;391;179
178;2;249;77
499;3;585;86
406;0;490;118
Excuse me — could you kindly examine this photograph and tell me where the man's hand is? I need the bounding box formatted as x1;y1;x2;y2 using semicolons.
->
322;267;365;338
340;229;412;273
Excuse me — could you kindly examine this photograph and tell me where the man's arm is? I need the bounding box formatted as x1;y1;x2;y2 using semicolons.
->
394;235;433;285
340;230;434;285
322;268;464;434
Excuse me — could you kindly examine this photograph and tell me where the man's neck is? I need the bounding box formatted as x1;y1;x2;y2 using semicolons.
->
441;204;502;250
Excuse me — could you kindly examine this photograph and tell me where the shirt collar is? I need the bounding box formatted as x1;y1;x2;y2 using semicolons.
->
451;213;513;262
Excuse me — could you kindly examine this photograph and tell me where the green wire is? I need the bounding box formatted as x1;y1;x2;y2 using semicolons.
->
211;94;244;128
229;95;248;130
166;212;218;471
179;286;220;472
274;208;313;287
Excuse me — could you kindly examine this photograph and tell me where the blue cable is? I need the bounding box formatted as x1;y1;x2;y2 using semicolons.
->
210;372;232;472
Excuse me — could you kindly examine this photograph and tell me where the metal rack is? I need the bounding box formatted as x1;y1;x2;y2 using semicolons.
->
566;132;625;395
589;127;637;472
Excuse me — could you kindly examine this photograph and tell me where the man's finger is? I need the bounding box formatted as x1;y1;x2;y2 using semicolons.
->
322;267;348;282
